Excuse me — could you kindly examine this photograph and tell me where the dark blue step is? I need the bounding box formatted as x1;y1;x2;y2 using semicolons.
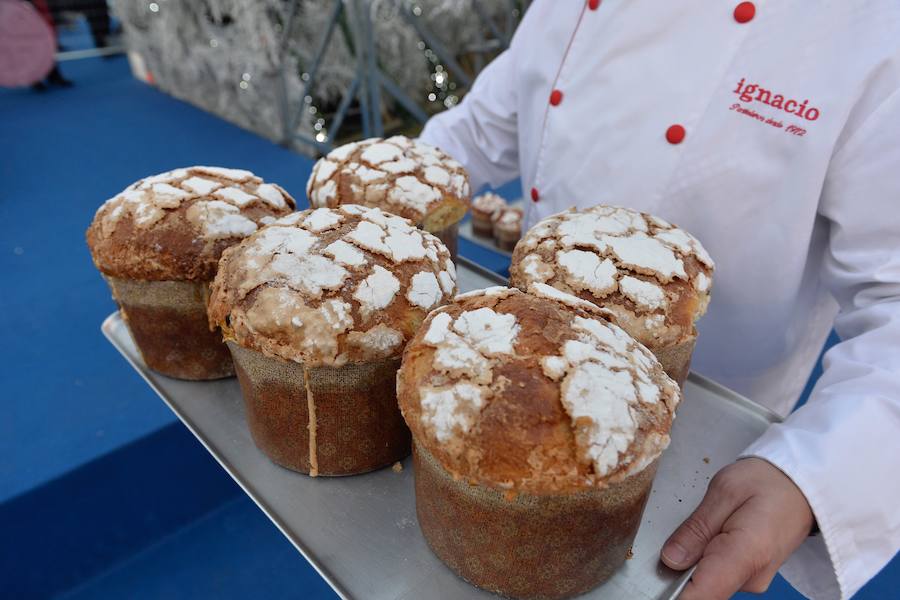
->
58;496;337;600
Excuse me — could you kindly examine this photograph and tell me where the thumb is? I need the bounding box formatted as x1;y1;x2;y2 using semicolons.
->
661;473;749;570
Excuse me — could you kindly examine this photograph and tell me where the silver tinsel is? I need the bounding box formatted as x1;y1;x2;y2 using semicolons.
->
116;0;525;155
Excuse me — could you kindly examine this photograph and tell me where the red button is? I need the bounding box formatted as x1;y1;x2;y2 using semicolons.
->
588;0;601;10
734;2;755;23
531;187;540;202
666;124;686;145
549;89;563;106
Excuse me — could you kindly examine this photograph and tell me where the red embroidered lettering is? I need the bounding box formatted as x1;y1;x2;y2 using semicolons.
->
732;78;821;121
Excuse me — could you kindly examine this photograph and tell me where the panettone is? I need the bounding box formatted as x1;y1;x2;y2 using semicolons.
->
510;205;713;385
208;204;457;475
470;192;507;237
397;285;679;599
492;205;523;252
306;136;470;258
86;166;295;379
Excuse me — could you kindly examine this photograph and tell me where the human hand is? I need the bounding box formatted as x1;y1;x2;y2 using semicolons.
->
661;457;815;599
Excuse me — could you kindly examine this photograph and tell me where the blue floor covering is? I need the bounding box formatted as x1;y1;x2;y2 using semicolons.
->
2;42;897;599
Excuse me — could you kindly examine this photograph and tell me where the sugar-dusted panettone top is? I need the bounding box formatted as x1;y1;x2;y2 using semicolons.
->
397;285;680;493
87;166;296;281
471;192;507;219
207;205;457;367
305;136;470;232
509;205;714;350
492;205;523;236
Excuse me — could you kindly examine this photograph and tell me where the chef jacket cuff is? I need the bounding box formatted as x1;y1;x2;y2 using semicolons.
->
740;431;845;600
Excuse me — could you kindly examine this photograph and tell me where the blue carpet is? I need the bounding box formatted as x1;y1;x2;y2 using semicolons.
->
3;45;897;599
60;496;337;600
0;55;314;501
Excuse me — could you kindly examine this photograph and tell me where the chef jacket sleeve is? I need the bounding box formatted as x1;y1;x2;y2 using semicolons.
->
418;14;526;192
741;86;900;600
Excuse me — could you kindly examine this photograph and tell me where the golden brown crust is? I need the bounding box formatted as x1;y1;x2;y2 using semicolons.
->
306;136;470;232
397;286;680;494
86;166;296;281
208;205;457;367
509;205;713;350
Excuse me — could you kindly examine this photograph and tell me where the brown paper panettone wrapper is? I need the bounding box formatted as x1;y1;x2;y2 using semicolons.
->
651;334;696;388
413;443;658;600
493;224;521;252
228;343;411;476
428;221;459;262
106;276;233;380
471;214;494;238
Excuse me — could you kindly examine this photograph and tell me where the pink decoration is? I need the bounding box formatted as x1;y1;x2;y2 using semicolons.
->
0;0;55;88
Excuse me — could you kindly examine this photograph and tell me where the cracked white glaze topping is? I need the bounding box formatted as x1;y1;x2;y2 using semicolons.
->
306;136;470;225
417;305;519;441
96;166;293;239
400;286;680;488
208;205;456;366
512;205;715;347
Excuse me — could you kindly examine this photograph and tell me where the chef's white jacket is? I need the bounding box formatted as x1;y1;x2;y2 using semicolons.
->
420;1;900;598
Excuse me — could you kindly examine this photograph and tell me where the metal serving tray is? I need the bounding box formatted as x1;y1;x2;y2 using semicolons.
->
102;258;781;600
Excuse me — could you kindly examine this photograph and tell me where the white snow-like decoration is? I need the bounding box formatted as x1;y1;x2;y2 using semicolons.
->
561;361;639;476
349;324;404;357
381;158;417;174
344;209;430;263
323;239;367;267
694;271;710;292
312;159;338;185
137;169;187;188
407;272;443;309
423;165;450;186
420;383;486;443
619;276;666;310
384;228;427;261
150;183;190;206
454;285;513;301
355;164;387;183
557;249;617;295
182;176;221;196
269;253;348;298
353;265;400;316
601;233;686;281
255;183;287;209
388;176;440;211
437;270;455;295
361;142;403;164
451;308;519;356
528;283;600;313
214;186;258;207
304;207;343;232
313;179;337;207
189;200;258;239
95;166;291;240
194;166;255;182
520;254;553;282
